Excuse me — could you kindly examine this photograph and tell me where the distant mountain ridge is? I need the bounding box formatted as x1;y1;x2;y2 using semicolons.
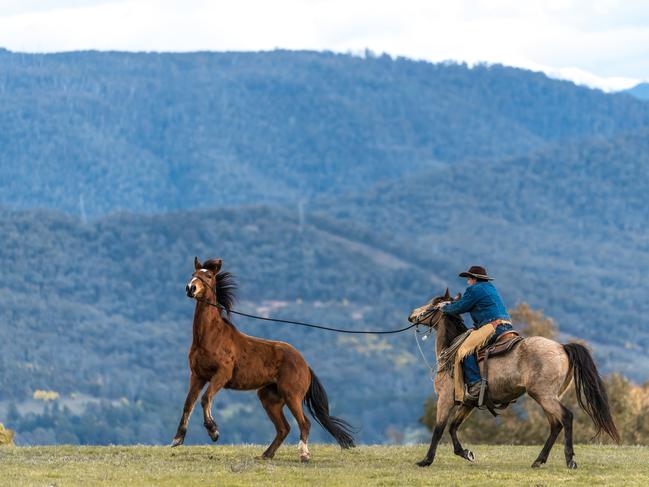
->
2;50;649;217
625;82;649;100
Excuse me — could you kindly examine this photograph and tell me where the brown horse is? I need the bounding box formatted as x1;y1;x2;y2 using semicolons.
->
408;289;619;469
171;257;355;461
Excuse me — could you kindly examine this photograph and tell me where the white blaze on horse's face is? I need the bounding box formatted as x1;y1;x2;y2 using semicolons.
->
409;302;434;323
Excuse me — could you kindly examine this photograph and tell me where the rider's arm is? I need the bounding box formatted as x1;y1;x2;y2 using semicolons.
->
441;286;477;315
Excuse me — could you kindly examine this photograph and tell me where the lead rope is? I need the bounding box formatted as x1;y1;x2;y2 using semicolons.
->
225;306;418;335
193;275;418;335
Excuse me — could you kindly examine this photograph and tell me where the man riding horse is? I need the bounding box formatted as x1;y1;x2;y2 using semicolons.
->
408;275;618;468
435;265;513;403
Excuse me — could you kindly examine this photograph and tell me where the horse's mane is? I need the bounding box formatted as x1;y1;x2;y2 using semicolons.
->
432;308;471;374
442;314;468;348
214;271;237;313
201;259;237;314
429;295;469;349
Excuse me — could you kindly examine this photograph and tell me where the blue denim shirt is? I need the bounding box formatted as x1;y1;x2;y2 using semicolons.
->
442;282;511;329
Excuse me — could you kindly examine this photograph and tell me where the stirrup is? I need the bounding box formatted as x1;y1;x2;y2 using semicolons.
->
478;377;488;407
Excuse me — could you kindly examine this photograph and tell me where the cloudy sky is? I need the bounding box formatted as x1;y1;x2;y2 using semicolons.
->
1;0;648;91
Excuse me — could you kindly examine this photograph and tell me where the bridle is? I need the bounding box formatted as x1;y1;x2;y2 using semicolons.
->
411;303;448;381
190;274;223;310
413;304;446;330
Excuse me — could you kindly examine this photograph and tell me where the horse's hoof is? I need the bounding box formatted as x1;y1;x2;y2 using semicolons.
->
531;461;542;469
300;455;310;463
416;459;432;467
205;424;220;442
256;454;272;461
171;437;184;447
567;459;577;469
465;450;475;462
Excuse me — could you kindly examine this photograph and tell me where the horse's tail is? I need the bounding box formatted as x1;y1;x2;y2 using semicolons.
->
563;343;620;443
303;368;355;449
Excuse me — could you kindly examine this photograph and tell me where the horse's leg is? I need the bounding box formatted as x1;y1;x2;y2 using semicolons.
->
171;373;207;446
284;393;312;462
417;385;455;467
560;403;576;469
448;404;475;462
530;394;564;468
257;385;290;460
200;371;230;442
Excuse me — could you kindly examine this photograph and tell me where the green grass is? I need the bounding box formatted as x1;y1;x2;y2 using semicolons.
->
0;444;645;486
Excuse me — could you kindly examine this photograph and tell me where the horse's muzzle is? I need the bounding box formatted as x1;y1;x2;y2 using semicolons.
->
186;284;196;298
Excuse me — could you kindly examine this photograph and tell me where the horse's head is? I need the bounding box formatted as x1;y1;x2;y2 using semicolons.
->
408;288;461;326
186;256;222;300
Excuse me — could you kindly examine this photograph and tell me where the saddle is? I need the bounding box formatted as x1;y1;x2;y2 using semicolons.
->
470;331;524;416
477;330;523;362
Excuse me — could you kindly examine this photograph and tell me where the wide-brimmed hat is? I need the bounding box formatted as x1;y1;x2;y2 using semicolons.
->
458;265;493;281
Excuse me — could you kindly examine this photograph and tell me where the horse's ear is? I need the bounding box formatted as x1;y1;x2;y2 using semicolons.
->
444;288;451;299
454;292;462;301
194;256;202;270
213;259;223;272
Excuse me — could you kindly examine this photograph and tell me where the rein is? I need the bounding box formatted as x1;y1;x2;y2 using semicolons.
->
414;327;437;381
192;275;418;335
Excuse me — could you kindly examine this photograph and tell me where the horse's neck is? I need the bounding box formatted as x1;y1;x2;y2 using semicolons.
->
435;317;461;358
192;302;225;344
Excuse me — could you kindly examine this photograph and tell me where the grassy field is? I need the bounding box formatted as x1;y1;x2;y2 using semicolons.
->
0;444;645;486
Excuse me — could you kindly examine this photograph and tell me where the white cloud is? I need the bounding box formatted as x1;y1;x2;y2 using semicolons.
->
0;0;647;91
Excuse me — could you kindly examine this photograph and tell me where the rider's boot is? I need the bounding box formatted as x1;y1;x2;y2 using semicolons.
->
464;381;482;403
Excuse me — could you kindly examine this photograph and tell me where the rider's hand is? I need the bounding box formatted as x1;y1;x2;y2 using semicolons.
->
435;301;449;309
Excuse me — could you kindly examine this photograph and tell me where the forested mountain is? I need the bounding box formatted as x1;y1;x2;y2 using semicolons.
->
625;82;649;100
0;50;648;446
315;130;649;370
2;49;649;217
0;205;446;445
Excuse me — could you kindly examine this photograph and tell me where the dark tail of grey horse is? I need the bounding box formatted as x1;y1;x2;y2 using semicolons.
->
303;368;356;449
564;343;620;443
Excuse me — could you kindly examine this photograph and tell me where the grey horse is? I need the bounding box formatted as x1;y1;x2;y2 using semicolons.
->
409;289;619;469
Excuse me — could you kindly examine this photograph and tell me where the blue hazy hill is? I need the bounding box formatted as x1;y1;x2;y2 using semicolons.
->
625;82;649;100
0;205;444;445
317;129;649;372
2;49;649;216
1;50;648;446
